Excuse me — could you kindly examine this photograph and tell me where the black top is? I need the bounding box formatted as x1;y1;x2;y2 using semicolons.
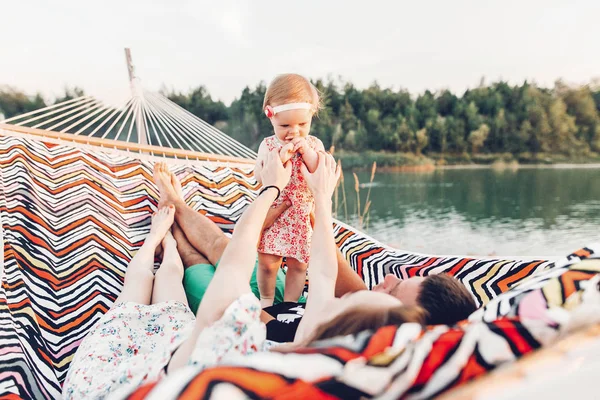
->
264;302;305;343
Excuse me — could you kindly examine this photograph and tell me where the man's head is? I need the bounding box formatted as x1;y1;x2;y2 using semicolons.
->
372;274;477;325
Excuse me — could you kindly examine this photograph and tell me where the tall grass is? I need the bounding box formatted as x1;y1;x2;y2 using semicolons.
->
334;161;377;231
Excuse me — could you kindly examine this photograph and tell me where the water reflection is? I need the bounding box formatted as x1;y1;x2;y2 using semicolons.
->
337;167;600;256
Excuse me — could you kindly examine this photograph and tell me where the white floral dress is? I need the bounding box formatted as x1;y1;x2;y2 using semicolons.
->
62;293;265;400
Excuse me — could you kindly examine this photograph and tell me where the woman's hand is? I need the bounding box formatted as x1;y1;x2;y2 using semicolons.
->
279;142;296;163
261;149;292;192
300;152;341;201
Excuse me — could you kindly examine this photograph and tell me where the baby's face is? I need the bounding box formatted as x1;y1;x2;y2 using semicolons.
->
270;108;313;143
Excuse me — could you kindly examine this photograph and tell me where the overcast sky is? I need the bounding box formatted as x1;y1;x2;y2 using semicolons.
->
1;0;598;106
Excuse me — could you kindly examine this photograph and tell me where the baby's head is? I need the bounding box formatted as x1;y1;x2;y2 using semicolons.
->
263;74;321;143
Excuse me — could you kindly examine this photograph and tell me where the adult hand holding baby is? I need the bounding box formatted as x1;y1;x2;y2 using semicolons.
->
300;152;341;201
261;149;292;193
279;142;296;163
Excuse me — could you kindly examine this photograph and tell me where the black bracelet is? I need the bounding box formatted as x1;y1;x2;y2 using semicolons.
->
259;185;280;200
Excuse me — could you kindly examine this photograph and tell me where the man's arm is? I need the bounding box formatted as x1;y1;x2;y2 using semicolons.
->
334;248;367;296
169;150;291;372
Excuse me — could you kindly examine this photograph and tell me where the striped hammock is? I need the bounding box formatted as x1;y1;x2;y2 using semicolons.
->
1;127;598;399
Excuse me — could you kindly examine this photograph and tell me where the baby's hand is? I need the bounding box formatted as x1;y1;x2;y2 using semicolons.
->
279;142;295;163
292;137;309;155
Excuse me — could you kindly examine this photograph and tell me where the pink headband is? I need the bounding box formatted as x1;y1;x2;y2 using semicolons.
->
264;102;313;118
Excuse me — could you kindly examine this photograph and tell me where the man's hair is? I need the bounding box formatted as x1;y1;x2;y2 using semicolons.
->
417;274;477;325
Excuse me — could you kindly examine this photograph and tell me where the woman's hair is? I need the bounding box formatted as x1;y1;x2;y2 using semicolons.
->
272;305;427;353
310;305;428;342
263;73;322;113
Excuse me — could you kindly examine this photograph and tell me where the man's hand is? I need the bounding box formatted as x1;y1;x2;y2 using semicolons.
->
261;149;292;192
279;142;296;163
300;152;341;201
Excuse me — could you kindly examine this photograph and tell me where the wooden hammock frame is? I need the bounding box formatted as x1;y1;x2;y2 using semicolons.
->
0;123;255;165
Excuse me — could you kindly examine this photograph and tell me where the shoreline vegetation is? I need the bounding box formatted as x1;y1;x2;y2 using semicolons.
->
334;150;600;171
2;76;599;171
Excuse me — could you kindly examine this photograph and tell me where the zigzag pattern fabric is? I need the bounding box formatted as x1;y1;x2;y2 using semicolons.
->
127;320;547;399
334;225;554;307
127;249;600;399
0;134;561;399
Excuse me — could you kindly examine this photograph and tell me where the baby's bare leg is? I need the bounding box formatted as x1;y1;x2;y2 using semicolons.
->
284;257;308;302
257;252;282;308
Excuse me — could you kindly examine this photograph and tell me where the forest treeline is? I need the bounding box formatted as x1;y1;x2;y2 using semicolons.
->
2;78;599;163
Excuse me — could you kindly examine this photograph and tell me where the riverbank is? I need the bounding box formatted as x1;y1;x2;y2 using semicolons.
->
335;151;600;171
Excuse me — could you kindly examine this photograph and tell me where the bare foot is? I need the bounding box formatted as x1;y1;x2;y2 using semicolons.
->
154;162;181;208
149;205;175;242
170;170;184;200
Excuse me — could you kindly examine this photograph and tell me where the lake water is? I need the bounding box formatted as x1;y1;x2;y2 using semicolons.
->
336;166;600;257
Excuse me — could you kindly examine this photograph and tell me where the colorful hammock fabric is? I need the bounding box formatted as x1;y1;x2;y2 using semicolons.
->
125;253;600;400
0;133;596;399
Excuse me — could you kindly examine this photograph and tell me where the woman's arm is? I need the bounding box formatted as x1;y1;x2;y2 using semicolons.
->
169;150;291;372
293;152;341;343
197;150;292;326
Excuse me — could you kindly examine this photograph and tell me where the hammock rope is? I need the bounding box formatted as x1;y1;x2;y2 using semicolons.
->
1;90;257;160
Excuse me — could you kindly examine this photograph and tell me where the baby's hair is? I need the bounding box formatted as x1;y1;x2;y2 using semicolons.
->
263;74;323;115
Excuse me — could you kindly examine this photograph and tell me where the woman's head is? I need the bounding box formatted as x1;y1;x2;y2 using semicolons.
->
303;290;426;344
263;74;321;143
311;302;427;342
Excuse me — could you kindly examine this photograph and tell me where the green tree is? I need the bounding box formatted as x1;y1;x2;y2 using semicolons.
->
547;97;580;153
0;86;47;119
4;76;600;161
415;128;428;155
445;116;467;153
558;83;600;150
415;91;437;128
166;86;228;125
426;115;447;154
469;123;490;154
